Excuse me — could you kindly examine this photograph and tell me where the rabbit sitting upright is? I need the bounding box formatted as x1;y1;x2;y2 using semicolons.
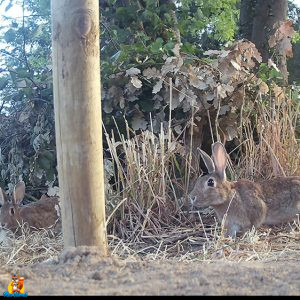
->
0;181;61;234
189;142;300;237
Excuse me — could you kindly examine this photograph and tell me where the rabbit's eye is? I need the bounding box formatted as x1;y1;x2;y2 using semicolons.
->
207;178;215;187
9;207;15;216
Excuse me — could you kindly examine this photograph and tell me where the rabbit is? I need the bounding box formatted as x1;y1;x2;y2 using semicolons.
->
0;181;61;234
189;142;300;237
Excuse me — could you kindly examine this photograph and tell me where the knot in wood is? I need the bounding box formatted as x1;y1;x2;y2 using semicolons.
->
73;9;93;38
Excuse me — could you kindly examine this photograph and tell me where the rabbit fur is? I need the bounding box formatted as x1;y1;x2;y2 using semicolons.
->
0;182;61;234
189;142;300;237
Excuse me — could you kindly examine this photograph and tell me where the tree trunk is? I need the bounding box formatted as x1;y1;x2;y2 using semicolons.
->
239;0;256;40
240;0;289;83
251;0;288;61
51;0;108;252
165;0;181;45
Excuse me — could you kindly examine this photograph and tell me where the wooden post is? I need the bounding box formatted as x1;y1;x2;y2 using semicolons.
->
51;0;107;253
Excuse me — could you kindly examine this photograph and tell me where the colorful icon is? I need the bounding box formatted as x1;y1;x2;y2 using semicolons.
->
3;274;28;297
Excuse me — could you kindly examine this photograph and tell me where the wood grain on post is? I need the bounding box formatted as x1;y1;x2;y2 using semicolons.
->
51;0;107;252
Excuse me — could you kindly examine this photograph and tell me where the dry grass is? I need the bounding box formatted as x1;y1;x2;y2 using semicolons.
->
0;214;299;265
108;216;300;262
237;88;300;180
0;84;299;266
0;225;63;265
103;119;190;241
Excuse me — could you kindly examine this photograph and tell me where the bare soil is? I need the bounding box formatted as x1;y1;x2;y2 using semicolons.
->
0;246;299;295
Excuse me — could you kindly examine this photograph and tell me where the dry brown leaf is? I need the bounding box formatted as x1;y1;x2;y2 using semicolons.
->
131;76;143;89
131;113;148;130
203;49;221;56
220;50;231;58
126;67;141;76
268;20;295;57
143;67;160;79
217;84;234;99
189;73;208;90
272;84;285;103
230;60;241;70
174;125;182;135
268;59;280;72
259;82;269;95
278;38;293;58
269;20;295;48
161;57;178;75
152;79;163;94
172;43;181;57
103;100;113;113
219;105;230;115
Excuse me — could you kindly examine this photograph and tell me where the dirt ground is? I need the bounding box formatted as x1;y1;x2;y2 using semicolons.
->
0;246;299;296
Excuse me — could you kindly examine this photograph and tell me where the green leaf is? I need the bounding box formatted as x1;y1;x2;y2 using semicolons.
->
42;150;54;161
4;29;16;43
164;41;175;51
149;38;163;53
32;24;44;39
5;2;13;12
292;32;300;43
40;88;52;98
11;91;24;102
181;43;197;55
38;0;50;11
45;168;55;181
0;78;9;90
138;98;155;112
269;69;282;79
38;156;51;170
15;68;30;79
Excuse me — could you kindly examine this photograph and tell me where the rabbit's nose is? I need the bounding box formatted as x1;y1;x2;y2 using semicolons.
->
189;195;197;209
189;195;197;204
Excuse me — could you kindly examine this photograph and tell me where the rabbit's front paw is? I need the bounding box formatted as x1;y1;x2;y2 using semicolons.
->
225;224;241;238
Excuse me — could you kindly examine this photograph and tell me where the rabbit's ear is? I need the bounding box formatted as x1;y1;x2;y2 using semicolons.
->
0;188;7;206
13;182;25;205
198;148;215;174
211;142;227;181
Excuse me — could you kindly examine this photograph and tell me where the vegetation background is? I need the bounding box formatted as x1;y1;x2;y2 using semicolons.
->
0;0;299;250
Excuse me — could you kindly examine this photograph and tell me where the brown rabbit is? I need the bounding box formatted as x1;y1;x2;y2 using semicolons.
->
189;142;300;237
0;182;61;234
